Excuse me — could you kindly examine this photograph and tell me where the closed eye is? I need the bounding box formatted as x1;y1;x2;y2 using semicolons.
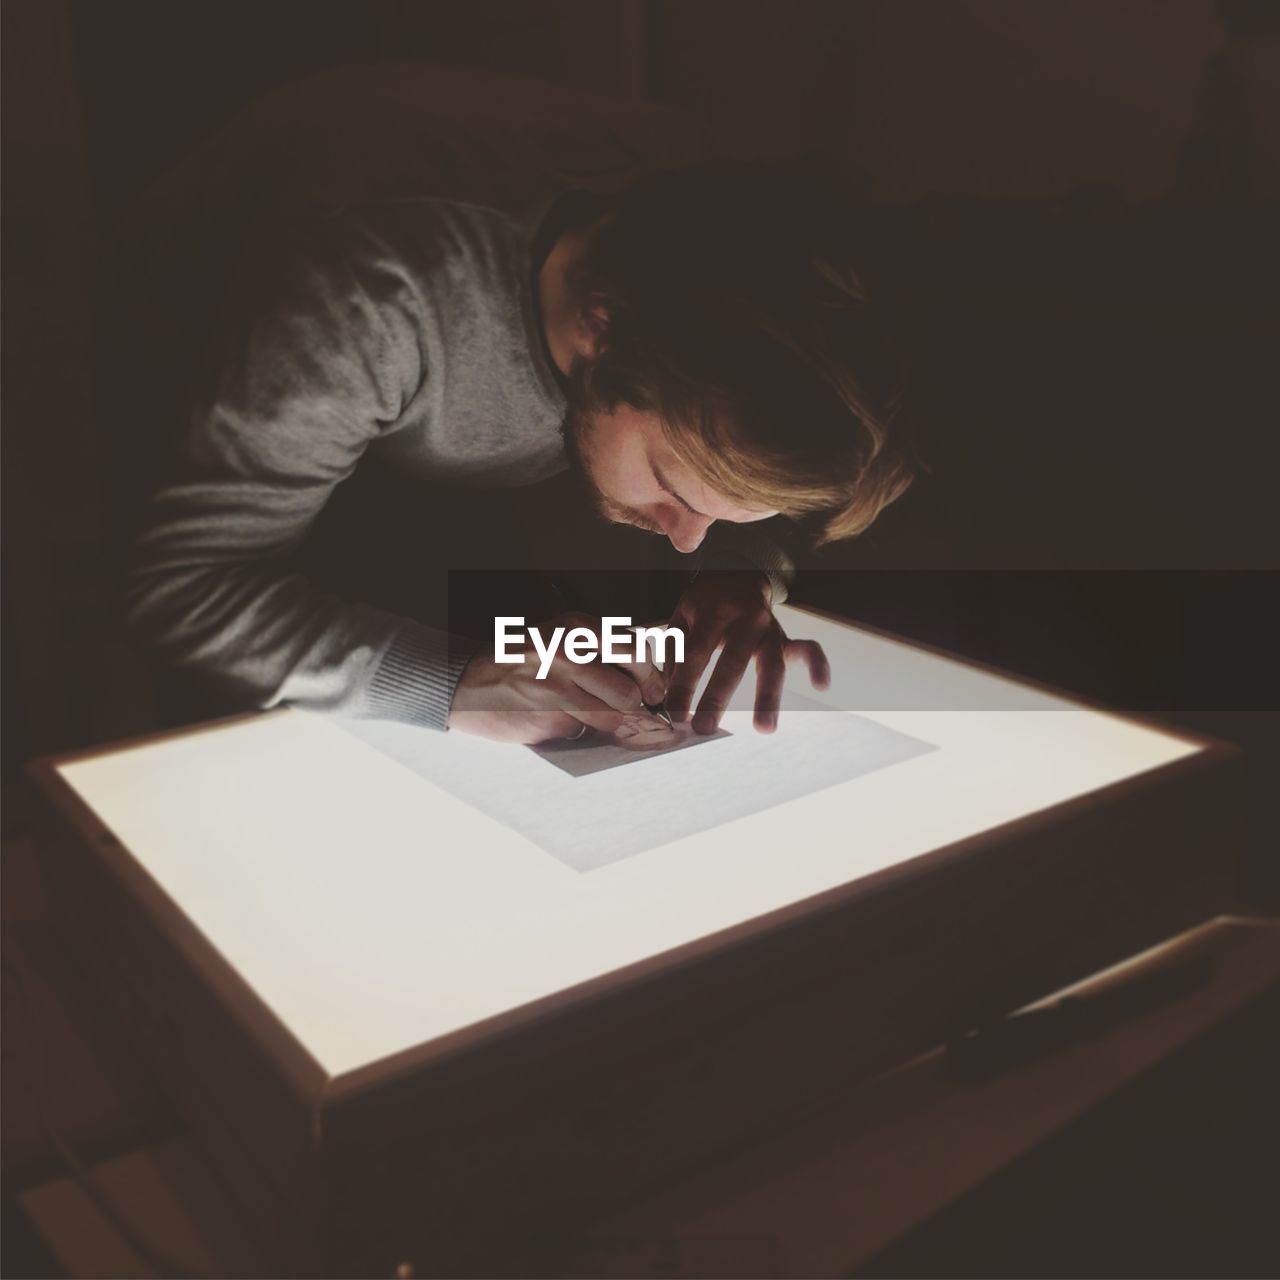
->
652;462;709;518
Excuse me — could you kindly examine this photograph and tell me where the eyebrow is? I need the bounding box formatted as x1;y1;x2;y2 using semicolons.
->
652;462;709;518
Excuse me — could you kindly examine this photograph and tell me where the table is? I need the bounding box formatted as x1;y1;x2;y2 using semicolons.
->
19;918;1277;1278
26;604;1241;1275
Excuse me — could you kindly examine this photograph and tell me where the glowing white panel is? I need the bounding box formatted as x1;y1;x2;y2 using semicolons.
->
55;606;1201;1081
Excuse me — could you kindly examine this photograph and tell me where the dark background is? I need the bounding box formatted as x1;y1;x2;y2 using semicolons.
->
5;0;1276;875
2;2;1277;1274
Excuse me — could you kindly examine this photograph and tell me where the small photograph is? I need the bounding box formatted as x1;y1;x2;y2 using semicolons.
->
531;715;730;778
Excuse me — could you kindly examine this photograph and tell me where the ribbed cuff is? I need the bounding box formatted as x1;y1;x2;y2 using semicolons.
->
365;624;476;731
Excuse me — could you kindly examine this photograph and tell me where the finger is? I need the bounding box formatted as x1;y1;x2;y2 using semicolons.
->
528;711;596;744
786;639;831;690
752;642;787;732
665;624;725;723
559;683;639;735
638;610;683;703
692;630;757;733
556;612;669;704
568;661;648;716
616;651;668;705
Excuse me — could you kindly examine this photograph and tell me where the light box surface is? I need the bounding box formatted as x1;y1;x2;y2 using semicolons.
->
54;604;1201;1083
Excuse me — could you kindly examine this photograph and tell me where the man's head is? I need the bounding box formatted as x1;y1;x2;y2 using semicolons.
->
561;396;778;553
551;163;915;551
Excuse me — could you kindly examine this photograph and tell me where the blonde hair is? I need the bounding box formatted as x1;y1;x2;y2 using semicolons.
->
567;164;917;546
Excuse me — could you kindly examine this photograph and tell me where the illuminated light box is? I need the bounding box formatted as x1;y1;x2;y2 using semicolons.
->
29;605;1239;1277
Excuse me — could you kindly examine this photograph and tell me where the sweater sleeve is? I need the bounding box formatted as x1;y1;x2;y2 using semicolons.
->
123;212;474;730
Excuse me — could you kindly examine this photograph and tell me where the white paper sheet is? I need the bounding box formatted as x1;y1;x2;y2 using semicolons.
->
342;699;936;871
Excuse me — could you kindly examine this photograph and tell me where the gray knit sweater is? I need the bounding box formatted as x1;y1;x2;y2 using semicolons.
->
124;189;794;730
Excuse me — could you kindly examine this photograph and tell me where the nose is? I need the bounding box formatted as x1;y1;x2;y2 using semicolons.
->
665;511;713;554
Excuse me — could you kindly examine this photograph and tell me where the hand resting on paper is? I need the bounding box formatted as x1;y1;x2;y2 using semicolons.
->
447;612;669;745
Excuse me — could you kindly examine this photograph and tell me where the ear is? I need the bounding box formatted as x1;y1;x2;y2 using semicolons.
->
573;298;611;362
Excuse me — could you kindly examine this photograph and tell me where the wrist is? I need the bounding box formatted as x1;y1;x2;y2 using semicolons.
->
370;625;476;732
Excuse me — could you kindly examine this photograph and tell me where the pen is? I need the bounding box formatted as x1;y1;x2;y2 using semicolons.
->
642;702;674;729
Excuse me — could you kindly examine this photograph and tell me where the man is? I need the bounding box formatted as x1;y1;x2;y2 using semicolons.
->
122;74;913;746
